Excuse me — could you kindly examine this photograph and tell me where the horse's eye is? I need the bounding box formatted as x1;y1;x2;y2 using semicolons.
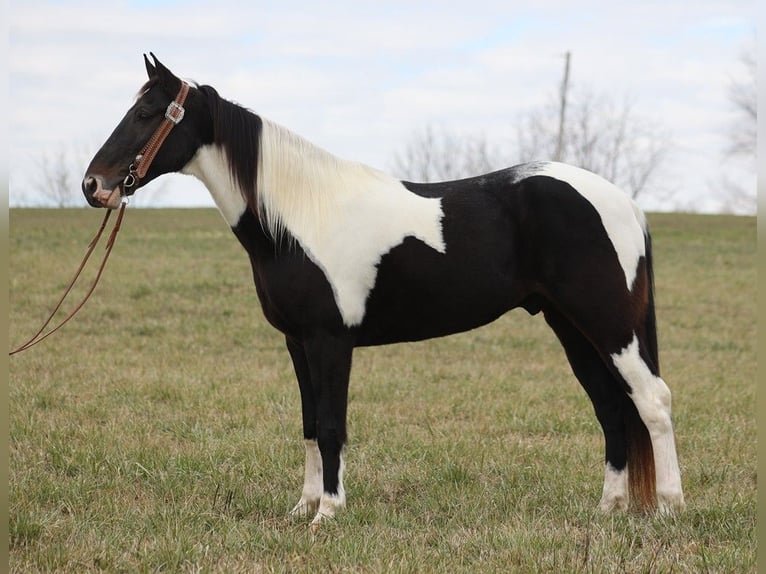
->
136;108;153;120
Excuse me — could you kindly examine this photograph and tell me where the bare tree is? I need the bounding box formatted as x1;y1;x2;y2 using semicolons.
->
391;90;671;201
516;90;671;199
718;39;756;214
726;48;756;158
391;124;501;183
21;142;161;207
32;146;84;207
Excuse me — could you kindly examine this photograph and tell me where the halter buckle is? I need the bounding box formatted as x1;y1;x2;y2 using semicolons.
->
165;101;185;124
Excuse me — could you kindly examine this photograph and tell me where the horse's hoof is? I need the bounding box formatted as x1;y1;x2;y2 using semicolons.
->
598;495;628;512
289;497;319;517
309;520;322;537
657;492;685;515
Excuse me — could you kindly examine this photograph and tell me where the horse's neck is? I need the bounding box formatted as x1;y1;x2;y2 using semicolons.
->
182;119;364;229
181;144;248;227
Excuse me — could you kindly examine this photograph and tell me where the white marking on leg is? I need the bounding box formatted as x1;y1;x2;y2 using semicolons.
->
290;439;323;517
310;451;346;527
611;335;685;512
599;463;628;512
528;162;646;291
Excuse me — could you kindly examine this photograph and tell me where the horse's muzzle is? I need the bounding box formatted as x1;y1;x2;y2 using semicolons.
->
82;175;122;209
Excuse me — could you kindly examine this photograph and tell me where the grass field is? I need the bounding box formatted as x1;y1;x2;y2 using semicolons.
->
9;208;756;573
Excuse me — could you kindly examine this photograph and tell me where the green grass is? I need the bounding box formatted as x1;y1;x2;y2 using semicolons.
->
9;209;756;573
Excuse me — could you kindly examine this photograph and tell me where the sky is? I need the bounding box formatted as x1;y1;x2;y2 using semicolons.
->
8;0;756;214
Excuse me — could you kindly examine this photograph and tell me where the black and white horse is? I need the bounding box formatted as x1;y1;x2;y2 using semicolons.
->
82;54;684;526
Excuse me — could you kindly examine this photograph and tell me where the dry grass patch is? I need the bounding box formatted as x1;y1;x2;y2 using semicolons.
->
10;209;755;572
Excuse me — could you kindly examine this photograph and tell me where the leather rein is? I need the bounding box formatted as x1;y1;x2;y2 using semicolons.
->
10;82;190;356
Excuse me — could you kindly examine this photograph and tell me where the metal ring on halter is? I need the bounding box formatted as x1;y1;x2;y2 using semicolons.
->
122;163;138;193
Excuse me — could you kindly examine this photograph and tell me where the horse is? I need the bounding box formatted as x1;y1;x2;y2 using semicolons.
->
82;54;684;527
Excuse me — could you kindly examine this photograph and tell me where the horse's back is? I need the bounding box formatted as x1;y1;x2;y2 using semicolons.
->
408;161;648;290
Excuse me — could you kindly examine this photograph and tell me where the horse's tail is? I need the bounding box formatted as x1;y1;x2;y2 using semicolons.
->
624;224;658;513
642;229;660;375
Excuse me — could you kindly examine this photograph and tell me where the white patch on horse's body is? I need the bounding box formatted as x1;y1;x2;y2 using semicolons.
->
257;120;445;326
526;162;646;291
290;439;324;517
599;463;628;512
183;121;446;326
610;334;685;512
181;145;247;225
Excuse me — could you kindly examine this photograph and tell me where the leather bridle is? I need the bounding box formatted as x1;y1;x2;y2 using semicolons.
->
122;81;190;194
9;81;191;355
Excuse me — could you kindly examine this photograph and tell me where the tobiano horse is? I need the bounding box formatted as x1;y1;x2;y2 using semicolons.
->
82;54;684;526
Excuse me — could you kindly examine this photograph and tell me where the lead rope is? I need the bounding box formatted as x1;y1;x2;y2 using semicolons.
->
9;200;128;356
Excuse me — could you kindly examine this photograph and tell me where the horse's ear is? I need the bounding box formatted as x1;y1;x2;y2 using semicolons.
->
148;52;182;95
144;53;157;78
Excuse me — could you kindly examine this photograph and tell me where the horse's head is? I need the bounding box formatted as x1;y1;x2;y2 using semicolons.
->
82;54;210;208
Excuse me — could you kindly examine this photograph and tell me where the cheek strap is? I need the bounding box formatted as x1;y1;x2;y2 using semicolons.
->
133;81;190;181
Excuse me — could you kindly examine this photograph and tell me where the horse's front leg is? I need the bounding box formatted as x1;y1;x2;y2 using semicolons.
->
302;333;354;527
286;334;354;526
286;337;323;517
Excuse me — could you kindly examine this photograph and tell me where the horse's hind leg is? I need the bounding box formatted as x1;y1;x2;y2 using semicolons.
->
543;307;630;511
609;333;684;513
545;306;684;513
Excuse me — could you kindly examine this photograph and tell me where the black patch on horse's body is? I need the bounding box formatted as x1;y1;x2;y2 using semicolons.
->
231;207;344;337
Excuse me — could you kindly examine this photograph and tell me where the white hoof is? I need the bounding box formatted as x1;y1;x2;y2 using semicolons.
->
290;495;320;517
309;493;345;527
598;464;628;512
598;494;629;513
657;491;685;515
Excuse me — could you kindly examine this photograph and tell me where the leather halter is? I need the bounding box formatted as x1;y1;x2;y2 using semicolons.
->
122;81;190;192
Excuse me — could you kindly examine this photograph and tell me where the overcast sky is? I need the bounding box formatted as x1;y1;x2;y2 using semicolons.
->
8;0;756;213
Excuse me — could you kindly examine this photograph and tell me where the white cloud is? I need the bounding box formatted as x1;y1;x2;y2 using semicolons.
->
9;0;755;213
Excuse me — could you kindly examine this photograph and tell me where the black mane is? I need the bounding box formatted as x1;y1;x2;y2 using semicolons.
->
198;85;262;214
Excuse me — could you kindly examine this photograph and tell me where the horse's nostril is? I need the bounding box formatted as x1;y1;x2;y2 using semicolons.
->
83;176;97;195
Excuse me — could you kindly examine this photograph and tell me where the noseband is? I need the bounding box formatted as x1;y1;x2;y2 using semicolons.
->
122;81;190;193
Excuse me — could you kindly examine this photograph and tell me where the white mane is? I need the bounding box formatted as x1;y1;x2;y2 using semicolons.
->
256;119;396;242
256;119;446;325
